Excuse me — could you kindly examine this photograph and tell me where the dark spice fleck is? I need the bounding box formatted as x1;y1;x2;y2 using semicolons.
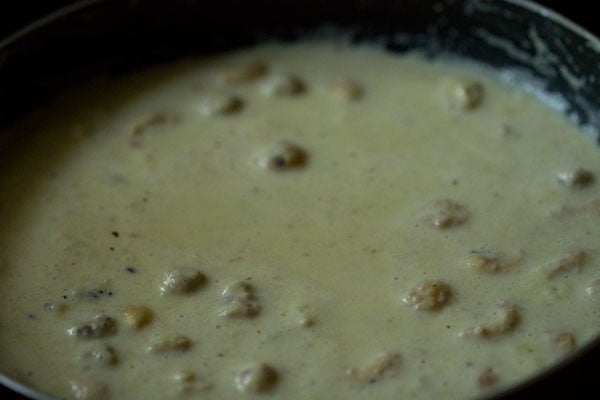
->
68;314;117;339
273;156;286;166
112;231;120;238
126;267;137;274
73;287;114;300
85;289;106;299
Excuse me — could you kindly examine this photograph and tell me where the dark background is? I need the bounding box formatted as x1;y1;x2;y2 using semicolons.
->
0;0;598;39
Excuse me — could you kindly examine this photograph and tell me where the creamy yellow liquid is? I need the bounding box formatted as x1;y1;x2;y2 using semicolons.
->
0;42;598;400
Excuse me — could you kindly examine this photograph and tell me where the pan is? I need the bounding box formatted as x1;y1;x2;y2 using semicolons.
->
0;1;598;398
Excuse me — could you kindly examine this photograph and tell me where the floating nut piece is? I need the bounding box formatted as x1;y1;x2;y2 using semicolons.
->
69;378;110;400
172;370;196;384
68;314;117;339
330;79;363;101
586;279;600;297
160;267;207;295
442;78;484;111
403;280;451;311
218;281;260;318
557;168;595;189
171;370;214;394
345;351;401;383
131;113;177;137
477;368;498;390
78;343;118;368
548;249;587;279
295;304;316;328
465;250;500;274
423;199;468;229
215;61;268;84
261;74;305;97
198;94;243;116
551;332;577;353
461;301;519;338
465;249;524;275
148;334;193;353
121;305;153;329
44;301;69;314
262;142;308;171
235;363;278;393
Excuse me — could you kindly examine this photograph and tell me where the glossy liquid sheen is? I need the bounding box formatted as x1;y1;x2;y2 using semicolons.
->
0;42;598;400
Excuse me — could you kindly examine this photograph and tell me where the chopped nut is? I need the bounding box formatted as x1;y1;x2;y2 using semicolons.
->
477;367;498;389
551;332;577;353
261;142;308;171
548;249;587;279
261;75;305;97
345;352;401;383
172;370;196;384
131;113;177;137
78;344;118;368
198;94;243;116
585;279;600;297
442;78;484;110
160;267;206;295
403;280;451;311
235;363;278;393
423;199;468;229
218;281;260;318
461;301;519;338
465;249;523;274
172;370;213;394
68;315;117;339
295;305;316;328
557;168;595;189
121;305;153;329
148;334;193;353
215;61;268;84
44;302;69;314
330;79;363;101
69;379;109;400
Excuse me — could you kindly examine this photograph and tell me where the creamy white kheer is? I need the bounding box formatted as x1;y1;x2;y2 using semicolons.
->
0;42;598;400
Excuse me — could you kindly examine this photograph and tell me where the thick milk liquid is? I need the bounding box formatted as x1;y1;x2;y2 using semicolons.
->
0;42;598;400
